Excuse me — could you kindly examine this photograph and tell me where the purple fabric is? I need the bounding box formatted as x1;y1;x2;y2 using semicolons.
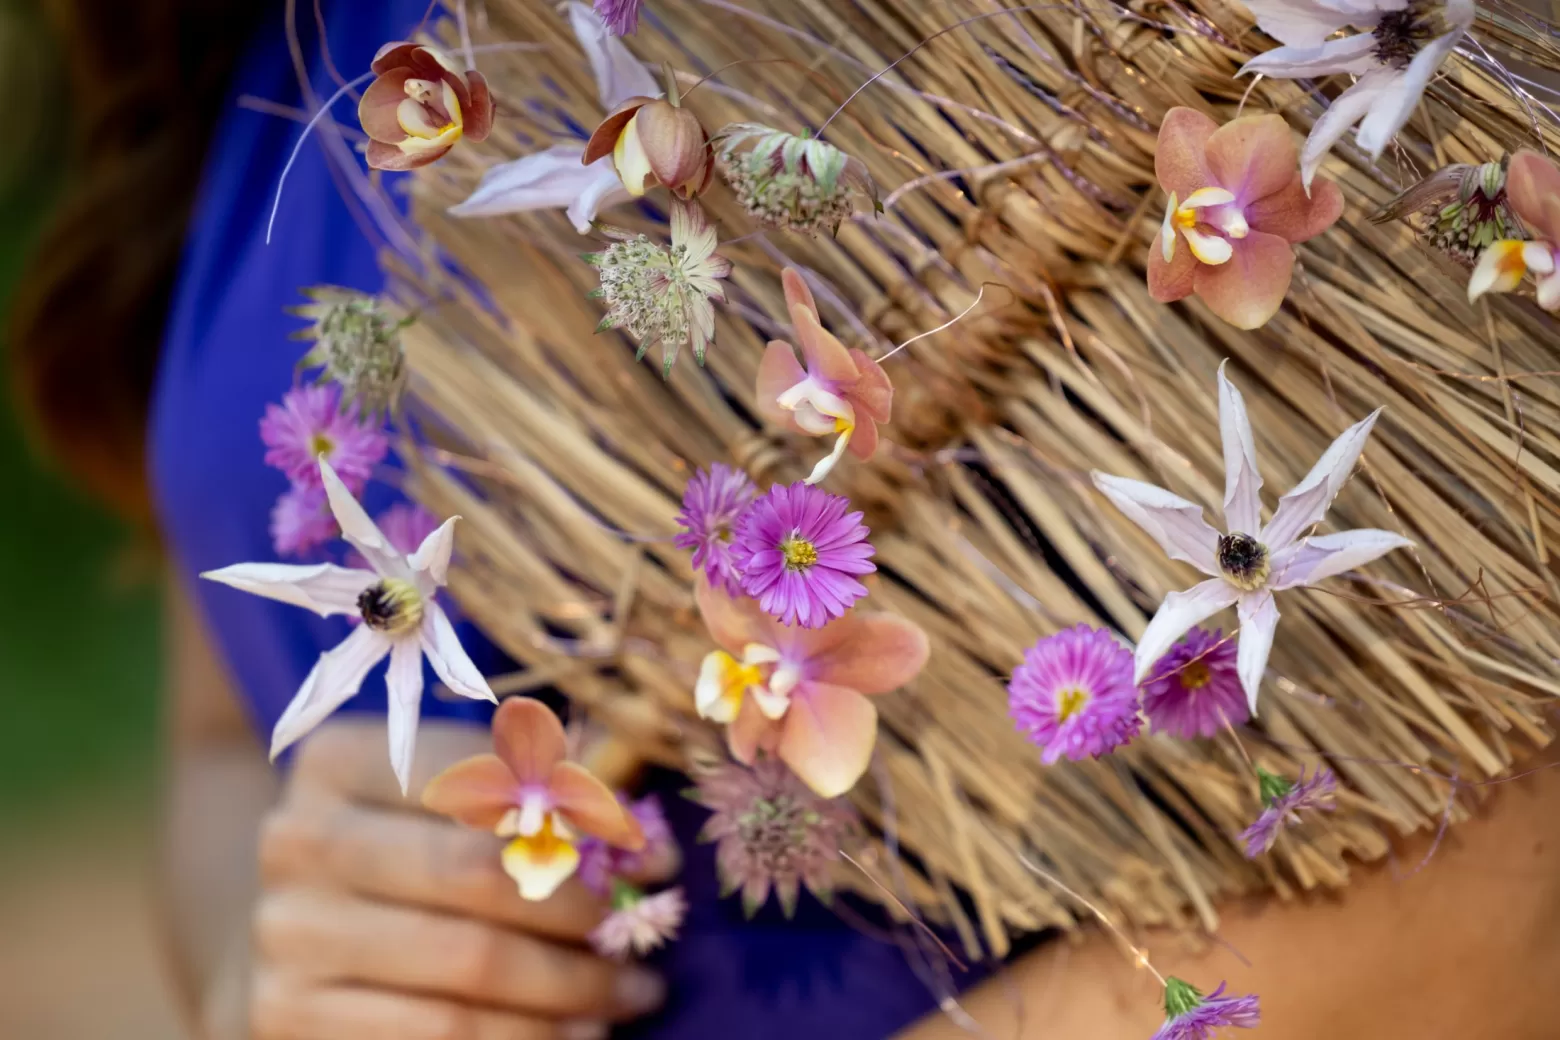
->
148;3;976;1035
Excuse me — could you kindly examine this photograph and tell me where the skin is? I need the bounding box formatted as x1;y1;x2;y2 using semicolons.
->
160;578;670;1040
897;748;1560;1040
165;573;1560;1037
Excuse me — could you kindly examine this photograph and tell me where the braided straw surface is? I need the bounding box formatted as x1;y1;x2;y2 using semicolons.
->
391;0;1560;955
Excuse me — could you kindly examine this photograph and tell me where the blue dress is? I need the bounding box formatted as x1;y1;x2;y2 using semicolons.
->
150;3;976;1036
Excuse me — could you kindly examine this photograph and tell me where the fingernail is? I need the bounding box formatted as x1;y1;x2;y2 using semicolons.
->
614;967;666;1014
563;1022;609;1040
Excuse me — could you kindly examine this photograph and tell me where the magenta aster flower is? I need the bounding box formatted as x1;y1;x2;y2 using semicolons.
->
260;384;388;492
731;481;876;628
1141;627;1247;740
1240;766;1338;857
269;485;338;557
1153;978;1261;1040
592;0;643;34
674;464;757;595
577;794;674;896
589;883;686;959
1008;624;1142;764
689;757;858;917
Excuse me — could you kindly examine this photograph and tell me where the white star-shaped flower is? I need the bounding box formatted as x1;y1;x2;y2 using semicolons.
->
1238;0;1474;189
1091;361;1412;712
202;458;494;792
447;2;657;231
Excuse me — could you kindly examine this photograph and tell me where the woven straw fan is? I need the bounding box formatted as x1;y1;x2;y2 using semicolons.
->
384;0;1560;957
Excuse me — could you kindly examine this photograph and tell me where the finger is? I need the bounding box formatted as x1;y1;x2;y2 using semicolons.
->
260;801;605;942
289;718;492;808
251;970;608;1040
256;888;666;1021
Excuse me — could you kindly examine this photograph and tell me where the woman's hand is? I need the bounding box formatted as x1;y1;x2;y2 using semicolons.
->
249;718;674;1040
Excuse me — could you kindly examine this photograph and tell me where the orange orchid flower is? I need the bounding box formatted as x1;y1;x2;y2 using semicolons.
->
755;268;893;483
1149;109;1343;330
423;698;644;900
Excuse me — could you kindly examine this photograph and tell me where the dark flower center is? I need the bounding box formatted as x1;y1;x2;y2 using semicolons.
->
1373;5;1435;68
357;578;424;634
1217;533;1270;591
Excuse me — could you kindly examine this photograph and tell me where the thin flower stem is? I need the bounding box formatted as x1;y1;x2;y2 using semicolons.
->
1011;850;1167;986
456;0;476;70
266;70;378;245
876;285;997;362
838;850;967;972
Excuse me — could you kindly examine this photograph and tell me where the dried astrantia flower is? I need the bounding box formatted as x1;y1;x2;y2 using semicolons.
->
689;757;859;917
1372;160;1519;265
1152;978;1260;1040
290;286;409;419
358;42;494;170
714;123;879;236
589;882;687;959
585;200;731;377
1239;765;1338;857
583;66;712;199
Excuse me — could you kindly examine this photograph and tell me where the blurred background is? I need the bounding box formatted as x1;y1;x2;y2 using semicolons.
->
1;0;182;1034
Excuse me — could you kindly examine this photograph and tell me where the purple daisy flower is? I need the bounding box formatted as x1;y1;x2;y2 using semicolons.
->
1141;627;1247;740
1239;766;1338;857
260;384;388;492
1153;978;1260;1040
674;464;757;594
731;481;876;628
1008;624;1142;763
592;0;643;34
576;794;675;896
269;485;338;557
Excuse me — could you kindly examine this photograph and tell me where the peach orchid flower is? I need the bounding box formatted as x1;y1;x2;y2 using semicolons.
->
358;42;494;171
755;268;893;483
423;698;645;900
1150;109;1343;330
695;580;928;798
1469;149;1560;312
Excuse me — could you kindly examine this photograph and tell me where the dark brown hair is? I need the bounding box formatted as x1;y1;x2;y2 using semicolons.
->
8;0;264;519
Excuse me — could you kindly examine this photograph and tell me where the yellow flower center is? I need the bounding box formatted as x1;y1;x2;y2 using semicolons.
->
1180;660;1212;690
782;535;818;570
357;578;424;635
310;432;335;459
1056;686;1090;722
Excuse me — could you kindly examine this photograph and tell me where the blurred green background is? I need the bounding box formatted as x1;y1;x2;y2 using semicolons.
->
0;0;162;834
1;3;180;1036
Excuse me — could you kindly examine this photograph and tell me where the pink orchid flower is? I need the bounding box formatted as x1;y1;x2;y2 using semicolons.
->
358;42;494;171
694;580;928;798
1469;149;1560;311
1150;109;1344;330
756;269;894;483
422;698;645;901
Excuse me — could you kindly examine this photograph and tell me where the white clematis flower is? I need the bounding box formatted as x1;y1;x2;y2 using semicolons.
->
447;2;658;231
1091;361;1412;713
1239;0;1474;189
202;458;495;794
